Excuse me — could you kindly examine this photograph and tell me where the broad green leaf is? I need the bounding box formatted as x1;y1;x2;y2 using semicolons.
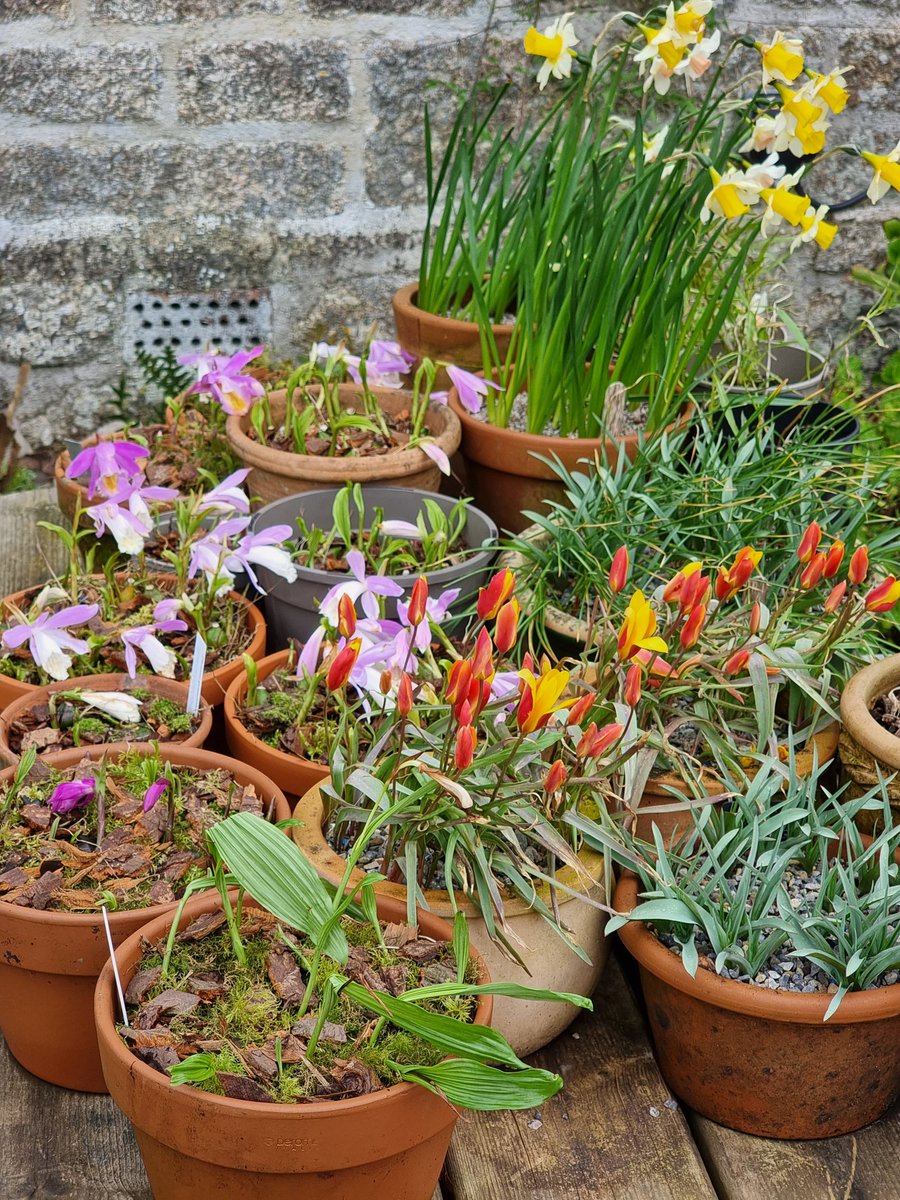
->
401;980;593;1009
168;1053;217;1086
394;1059;563;1110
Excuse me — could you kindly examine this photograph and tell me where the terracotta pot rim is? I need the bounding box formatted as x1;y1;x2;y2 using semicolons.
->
224;649;327;777
393;282;513;339
293;780;604;917
225;385;461;480
614;871;900;1024
95;891;491;1119
840;653;900;773
0;743;288;926
0;671;212;763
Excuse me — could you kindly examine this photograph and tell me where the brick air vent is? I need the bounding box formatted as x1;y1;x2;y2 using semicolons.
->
124;289;273;360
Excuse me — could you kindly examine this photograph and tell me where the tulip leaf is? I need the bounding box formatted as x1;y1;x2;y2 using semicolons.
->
207;812;347;963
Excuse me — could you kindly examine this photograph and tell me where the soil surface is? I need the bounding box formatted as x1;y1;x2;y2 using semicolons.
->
873;688;900;738
7;688;201;756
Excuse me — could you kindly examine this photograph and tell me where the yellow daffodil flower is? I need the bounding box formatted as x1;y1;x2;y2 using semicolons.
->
524;12;578;90
758;32;804;85
862;142;900;203
671;0;713;39
517;666;572;734
617;590;669;661
773;81;829;157
759;172;811;236
700;168;762;223
792;204;838;251
809;67;851;114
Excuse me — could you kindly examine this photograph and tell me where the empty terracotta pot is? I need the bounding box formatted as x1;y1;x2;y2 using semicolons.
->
392;282;515;391
840;653;900;831
225;385;461;504
0;744;290;1092
223;650;329;801
0;671;213;765
292;782;609;1057
0;580;266;712
95;890;492;1200
614;871;900;1138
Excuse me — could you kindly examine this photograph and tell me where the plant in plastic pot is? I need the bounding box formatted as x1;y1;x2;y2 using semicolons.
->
0;462;286;708
283;568;634;1053
224;341;461;502
249;480;498;647
608;764;900;1139
95;805;584;1199
0;742;289;1091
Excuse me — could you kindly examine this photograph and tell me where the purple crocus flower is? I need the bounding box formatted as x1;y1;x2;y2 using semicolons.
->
48;778;95;815
143;777;169;813
446;365;501;415
186;347;265;417
195;469;251;517
66;441;149;501
2;604;99;682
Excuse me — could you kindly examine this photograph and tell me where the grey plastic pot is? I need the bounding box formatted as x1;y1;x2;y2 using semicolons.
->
705;343;828;397
250;487;499;650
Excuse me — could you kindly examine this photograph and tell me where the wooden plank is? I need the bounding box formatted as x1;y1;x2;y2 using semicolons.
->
0;1034;151;1200
0;486;67;599
691;1108;900;1200
442;954;716;1200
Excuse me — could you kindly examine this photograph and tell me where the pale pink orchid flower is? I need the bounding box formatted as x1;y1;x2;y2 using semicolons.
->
2;604;99;681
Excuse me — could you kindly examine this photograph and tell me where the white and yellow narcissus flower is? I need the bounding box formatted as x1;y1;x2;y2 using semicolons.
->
757;170;812;237
791;204;838;251
700;167;762;222
772;80;830;156
809;66;852;114
741;115;778;156
523;12;578;90
862;141;900;203
634;1;717;94
757;32;804;85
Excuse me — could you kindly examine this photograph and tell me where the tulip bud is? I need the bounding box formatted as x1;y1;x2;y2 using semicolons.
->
567;691;594;727
680;603;706;650
624;663;642;707
823;541;845;579
608;546;630;595
379;668;393;695
680;571;709;613
516;685;534;733
454;724;477;770
749;601;761;636
493;598;520;655
714;567;732;602
723;647;751;676
576;722;598;758
848;545;869;586
731;548;759;590
457;699;473;727
543;759;567;795
587;722;625;759
337;592;356;639
407;577;429;626
326;638;361;690
864;576;900;614
797;521;822;564
823;580;847;613
445;659;472;706
662;570;686;604
799;551;826;590
477;568;515;621
475;678;493;715
472;627;494;681
397;672;413;716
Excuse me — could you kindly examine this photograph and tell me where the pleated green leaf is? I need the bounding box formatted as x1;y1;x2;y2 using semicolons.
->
395;1059;564;1110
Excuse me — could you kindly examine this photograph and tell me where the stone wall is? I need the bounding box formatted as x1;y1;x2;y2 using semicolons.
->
0;0;897;449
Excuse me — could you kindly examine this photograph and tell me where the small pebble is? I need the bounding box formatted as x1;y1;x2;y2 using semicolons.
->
664;1099;679;1110
527;1118;543;1130
571;1032;580;1040
649;1107;660;1118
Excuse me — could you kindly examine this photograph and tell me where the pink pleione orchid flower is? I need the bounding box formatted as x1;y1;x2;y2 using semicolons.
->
195;469;252;516
446;365;501;415
319;548;404;625
122;600;188;679
346;340;415;389
1;604;99;681
86;481;179;555
48;778;95;815
142;778;169;813
66;441;149;501
183;346;265;417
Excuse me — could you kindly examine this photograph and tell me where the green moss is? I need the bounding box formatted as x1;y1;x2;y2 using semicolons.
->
72;716;110;744
147;697;193;734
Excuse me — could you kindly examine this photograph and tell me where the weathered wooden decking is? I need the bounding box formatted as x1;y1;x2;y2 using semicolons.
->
0;487;897;1200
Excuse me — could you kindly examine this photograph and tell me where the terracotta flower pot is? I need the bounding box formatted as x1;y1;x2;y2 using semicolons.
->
225;385;461;505
0;580;266;712
449;391;691;534
614;871;900;1138
0;744;290;1093
0;672;213;766
224;650;329;801
632;721;841;846
392;282;515;391
840;653;900;832
291;782;608;1057
95;890;492;1200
